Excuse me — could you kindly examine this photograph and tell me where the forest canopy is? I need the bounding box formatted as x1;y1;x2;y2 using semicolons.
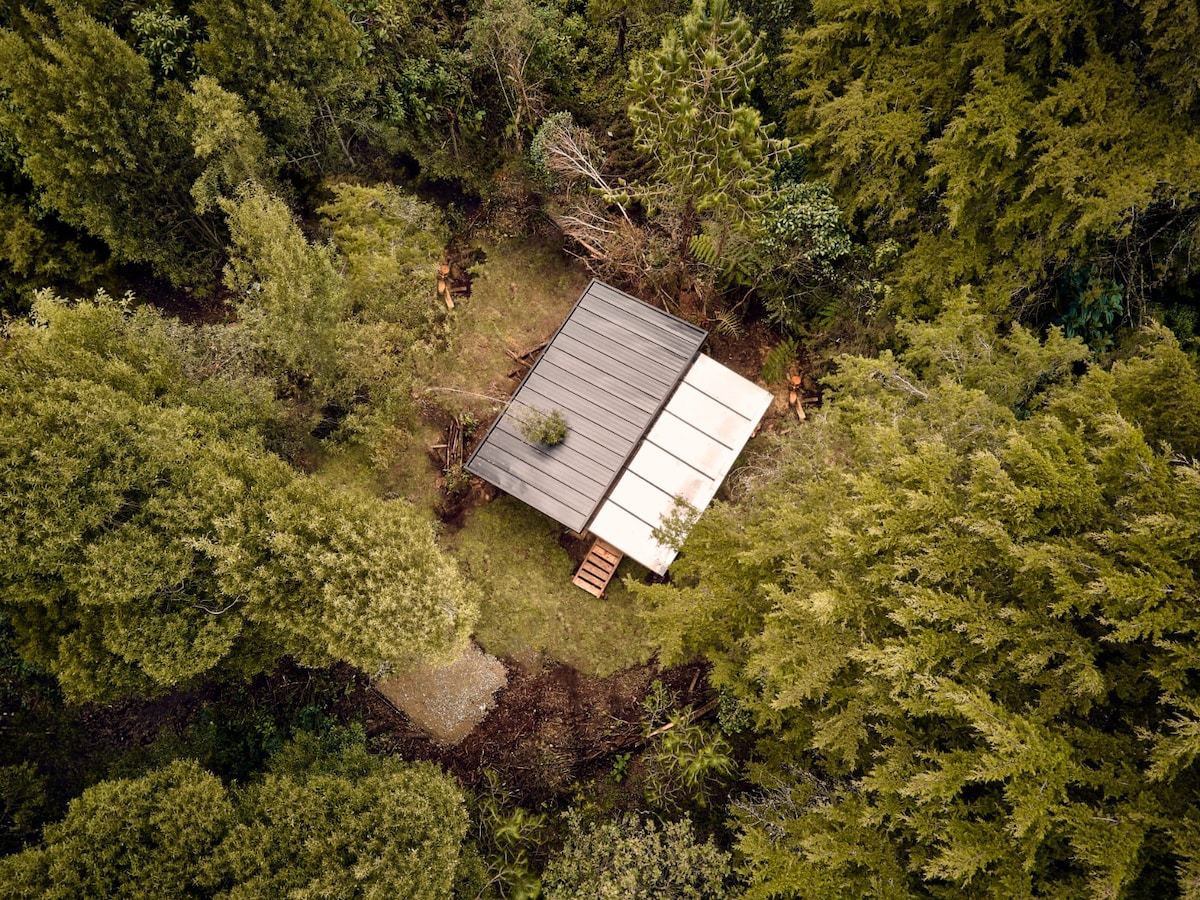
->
0;292;476;701
636;308;1200;897
2;0;1200;897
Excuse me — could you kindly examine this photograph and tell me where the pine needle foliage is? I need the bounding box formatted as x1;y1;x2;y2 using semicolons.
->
787;0;1200;314
636;296;1200;897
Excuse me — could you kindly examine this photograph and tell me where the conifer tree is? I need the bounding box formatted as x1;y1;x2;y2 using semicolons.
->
637;303;1200;897
626;0;788;302
221;184;345;390
0;6;221;285
786;0;1200;313
193;0;366;171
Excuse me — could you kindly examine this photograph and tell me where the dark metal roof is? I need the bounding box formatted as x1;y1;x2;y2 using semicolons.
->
465;280;708;532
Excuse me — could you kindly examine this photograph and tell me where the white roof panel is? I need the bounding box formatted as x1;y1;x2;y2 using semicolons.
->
626;441;715;502
683;353;764;410
589;500;676;574
590;354;772;574
642;411;729;478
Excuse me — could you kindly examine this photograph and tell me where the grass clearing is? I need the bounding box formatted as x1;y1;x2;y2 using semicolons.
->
449;497;655;678
419;235;589;419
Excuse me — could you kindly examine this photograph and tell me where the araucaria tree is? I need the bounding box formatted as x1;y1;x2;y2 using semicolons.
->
626;0;788;304
0;293;477;701
637;299;1200;897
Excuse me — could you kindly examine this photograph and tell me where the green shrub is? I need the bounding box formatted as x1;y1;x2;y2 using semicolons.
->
543;811;731;900
517;406;568;446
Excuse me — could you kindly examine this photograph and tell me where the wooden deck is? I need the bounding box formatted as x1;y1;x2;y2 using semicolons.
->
572;537;624;597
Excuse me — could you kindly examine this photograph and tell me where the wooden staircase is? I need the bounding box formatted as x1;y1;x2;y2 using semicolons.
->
572;537;623;597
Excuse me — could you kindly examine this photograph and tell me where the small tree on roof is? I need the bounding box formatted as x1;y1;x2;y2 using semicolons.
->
516;405;568;446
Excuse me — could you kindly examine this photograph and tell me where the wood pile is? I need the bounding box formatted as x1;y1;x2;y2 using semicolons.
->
431;417;465;472
505;338;549;378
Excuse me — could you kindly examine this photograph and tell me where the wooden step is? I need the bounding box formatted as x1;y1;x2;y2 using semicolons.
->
572;538;624;597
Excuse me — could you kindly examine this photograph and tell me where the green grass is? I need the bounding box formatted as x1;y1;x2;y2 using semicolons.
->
419;236;589;419
450;497;655;677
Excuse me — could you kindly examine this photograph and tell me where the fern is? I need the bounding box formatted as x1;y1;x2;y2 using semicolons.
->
690;226;756;289
812;299;839;331
712;308;744;337
689;232;718;267
761;338;797;383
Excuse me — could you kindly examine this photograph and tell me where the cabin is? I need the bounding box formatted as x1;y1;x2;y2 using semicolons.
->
465;280;771;596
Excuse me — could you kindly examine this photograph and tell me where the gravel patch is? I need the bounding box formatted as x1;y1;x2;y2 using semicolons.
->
375;642;508;744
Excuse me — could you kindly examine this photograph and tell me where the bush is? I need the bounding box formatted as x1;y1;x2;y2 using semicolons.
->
517;406;568;446
542;811;731;900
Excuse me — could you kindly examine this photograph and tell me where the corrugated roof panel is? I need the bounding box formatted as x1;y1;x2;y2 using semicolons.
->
467;456;593;530
590;354;773;574
588;283;707;351
605;470;676;529
477;441;598;514
519;370;644;440
538;344;663;413
663;382;748;448
484;426;612;496
498;394;632;467
466;280;707;531
674;353;756;411
563;311;690;382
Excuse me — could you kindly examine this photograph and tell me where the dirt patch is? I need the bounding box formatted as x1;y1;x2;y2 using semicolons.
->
30;654;711;814
352;656;712;803
704;317;774;383
437;477;498;530
556;531;592;568
374;643;507;745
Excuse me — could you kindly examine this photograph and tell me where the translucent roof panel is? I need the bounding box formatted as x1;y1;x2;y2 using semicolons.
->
588;354;772;574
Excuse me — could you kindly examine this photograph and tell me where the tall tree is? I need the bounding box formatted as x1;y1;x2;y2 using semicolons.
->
0;292;476;700
194;0;367;171
786;0;1200;314
466;0;572;152
0;742;467;899
222;183;448;467
316;182;448;464
626;0;789;305
221;184;346;390
210;739;468;900
0;5;221;285
0;761;233;899
180;76;277;216
637;300;1200;897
